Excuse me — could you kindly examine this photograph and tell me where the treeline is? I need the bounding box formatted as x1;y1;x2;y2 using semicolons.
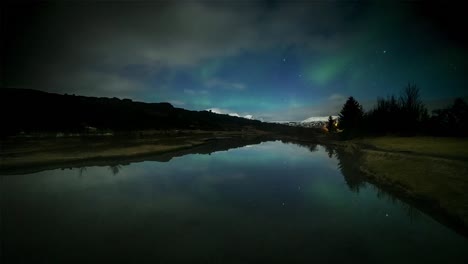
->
335;84;468;138
0;88;315;137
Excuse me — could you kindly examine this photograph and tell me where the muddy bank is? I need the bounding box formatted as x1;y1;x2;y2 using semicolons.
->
0;131;274;175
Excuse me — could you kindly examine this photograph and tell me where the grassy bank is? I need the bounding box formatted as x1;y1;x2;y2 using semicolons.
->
341;136;468;231
354;136;468;160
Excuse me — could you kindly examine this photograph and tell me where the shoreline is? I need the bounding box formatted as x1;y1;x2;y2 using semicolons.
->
325;137;468;237
2;133;468;237
0;131;279;175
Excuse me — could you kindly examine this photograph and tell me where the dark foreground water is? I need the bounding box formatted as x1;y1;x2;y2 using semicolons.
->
1;141;467;263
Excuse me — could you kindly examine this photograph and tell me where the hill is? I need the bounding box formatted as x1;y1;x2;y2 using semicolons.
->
0;88;313;136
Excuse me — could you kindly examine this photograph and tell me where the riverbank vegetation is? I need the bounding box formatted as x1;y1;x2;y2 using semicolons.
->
325;85;468;234
342;137;468;234
333;83;468;139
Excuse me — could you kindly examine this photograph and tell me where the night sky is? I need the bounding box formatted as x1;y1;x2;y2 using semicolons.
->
2;0;467;121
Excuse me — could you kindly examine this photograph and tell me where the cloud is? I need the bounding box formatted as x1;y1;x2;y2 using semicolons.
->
9;0;463;121
46;71;148;99
168;100;185;106
328;93;347;102
184;89;209;95
3;0;362;95
204;78;246;90
183;89;195;95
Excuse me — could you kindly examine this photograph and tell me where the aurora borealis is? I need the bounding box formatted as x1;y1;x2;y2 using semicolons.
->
2;0;467;121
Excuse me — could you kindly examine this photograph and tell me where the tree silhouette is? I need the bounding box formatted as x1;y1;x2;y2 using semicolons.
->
338;96;363;138
333;146;366;192
364;95;400;134
108;165;122;176
398;83;428;134
326;116;336;133
324;144;335;158
360;84;431;136
431;98;468;136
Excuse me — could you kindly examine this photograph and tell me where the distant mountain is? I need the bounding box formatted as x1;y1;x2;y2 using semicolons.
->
272;116;338;129
0;88;317;136
301;116;338;123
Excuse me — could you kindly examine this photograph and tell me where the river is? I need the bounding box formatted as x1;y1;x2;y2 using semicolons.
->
1;140;467;263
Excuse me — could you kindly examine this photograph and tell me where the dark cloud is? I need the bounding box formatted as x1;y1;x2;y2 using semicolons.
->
1;0;466;120
2;0;363;94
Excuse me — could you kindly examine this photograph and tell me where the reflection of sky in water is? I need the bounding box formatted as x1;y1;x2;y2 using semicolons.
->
1;141;467;263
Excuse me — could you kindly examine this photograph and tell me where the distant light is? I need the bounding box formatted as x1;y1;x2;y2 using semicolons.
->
383;50;387;54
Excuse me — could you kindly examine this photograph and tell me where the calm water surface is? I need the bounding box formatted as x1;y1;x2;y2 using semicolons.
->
1;141;467;263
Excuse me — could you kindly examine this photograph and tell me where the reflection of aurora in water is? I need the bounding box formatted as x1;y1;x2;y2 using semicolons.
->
1;141;467;263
